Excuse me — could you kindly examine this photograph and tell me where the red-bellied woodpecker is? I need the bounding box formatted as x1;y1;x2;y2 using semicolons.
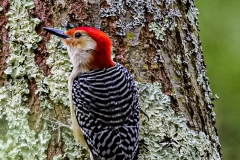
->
43;27;140;160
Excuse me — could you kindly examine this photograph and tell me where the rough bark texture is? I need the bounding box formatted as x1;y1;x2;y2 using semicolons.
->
0;0;9;86
0;0;221;159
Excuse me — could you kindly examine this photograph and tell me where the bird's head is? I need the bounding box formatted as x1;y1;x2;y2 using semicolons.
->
43;27;114;71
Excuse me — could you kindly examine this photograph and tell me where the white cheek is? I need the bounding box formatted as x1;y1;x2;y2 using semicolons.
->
67;46;91;67
65;36;96;68
84;39;97;50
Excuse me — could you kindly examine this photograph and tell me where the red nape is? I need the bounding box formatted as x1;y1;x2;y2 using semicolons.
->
73;27;114;69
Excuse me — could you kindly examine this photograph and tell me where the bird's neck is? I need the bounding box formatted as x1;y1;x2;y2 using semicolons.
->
89;50;115;70
68;47;114;73
75;65;90;73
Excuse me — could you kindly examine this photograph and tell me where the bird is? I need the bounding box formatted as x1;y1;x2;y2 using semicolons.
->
43;26;140;160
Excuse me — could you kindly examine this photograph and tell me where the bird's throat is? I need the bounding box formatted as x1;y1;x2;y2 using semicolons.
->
67;47;92;70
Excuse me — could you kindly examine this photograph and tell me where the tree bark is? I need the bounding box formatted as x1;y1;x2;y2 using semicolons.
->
0;0;221;159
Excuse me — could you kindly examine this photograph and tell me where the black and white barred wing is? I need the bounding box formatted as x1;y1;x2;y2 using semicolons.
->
72;63;140;160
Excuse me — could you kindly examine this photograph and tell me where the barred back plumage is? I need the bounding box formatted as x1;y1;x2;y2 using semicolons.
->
72;63;140;160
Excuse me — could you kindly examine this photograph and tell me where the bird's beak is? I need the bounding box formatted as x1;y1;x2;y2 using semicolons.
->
43;27;70;39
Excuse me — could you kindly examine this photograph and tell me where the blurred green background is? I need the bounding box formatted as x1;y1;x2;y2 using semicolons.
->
196;0;240;159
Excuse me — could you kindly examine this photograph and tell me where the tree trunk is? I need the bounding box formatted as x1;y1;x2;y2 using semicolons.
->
0;0;221;159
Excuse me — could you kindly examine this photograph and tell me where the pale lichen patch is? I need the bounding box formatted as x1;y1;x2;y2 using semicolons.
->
100;0;180;40
44;33;70;107
137;82;221;160
0;0;51;158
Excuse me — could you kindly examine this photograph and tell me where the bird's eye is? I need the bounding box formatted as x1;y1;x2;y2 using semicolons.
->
75;32;82;38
